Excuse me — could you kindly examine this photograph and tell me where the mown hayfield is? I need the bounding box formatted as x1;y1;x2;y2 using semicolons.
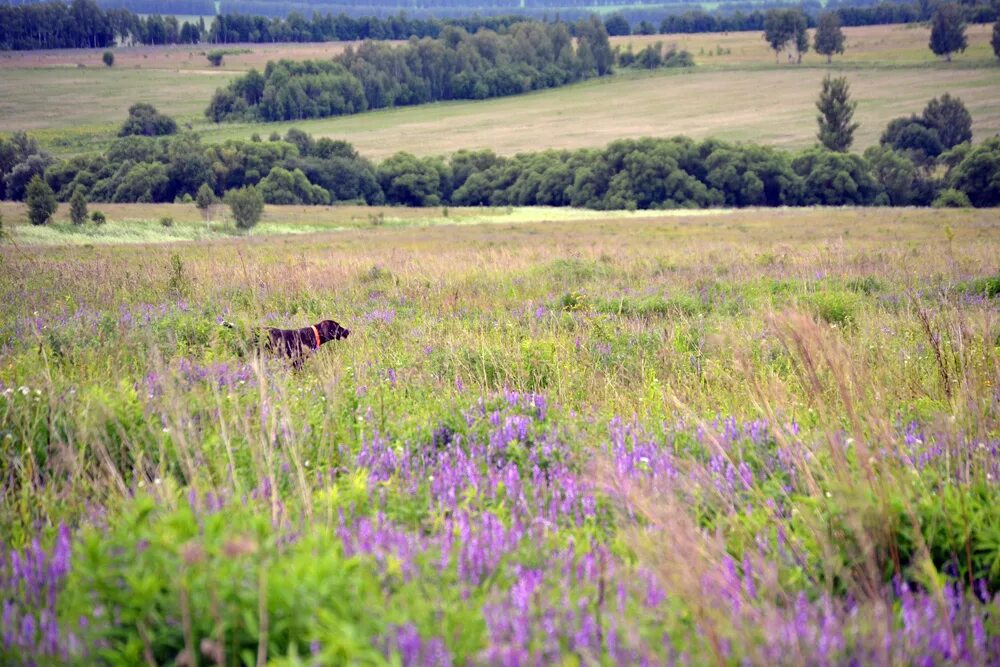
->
1;207;999;663
2;23;998;158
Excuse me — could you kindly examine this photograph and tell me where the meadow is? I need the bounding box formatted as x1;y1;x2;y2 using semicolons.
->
1;205;999;663
2;23;998;158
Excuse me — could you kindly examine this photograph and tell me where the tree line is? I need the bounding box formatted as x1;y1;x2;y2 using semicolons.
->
4;99;997;223
0;0;533;50
206;19;615;122
4;0;999;51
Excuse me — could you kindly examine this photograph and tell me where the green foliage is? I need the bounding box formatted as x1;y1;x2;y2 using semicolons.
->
206;50;225;66
932;188;972;208
225;184;264;229
69;185;88;225
814;12;846;63
993;18;1000;59
929;3;968;61
791;148;877;205
63;496;389;664
805;290;860;327
922;94;972;150
258;166;330;205
864;145;922;206
763;8;808;62
26;174;56;225
91;210;106;224
159;216;173;227
118;103;177;138
956;272;1000;298
816;75;858;153
101;50;113;67
195;182;216;219
207;20;612;123
947;137;1000;207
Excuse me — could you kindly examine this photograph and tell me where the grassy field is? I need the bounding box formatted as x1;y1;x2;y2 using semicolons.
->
1;23;997;159
1;207;998;663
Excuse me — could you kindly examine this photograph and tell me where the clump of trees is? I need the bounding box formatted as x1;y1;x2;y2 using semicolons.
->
880;94;972;166
119;103;177;138
616;42;693;69
763;9;809;63
206;19;613;122
8;98;998;213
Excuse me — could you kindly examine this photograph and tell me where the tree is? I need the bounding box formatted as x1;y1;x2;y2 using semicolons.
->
948;137;1000;207
793;15;809;63
816;76;859;152
102;50;114;67
118;103;177;137
763;9;791;62
922;94;972;149
69;186;88;224
604;14;630;36
763;9;807;63
26;175;57;226
225;185;264;229
929;4;967;62
195;183;216;220
993;18;1000;59
207;51;225;67
814;12;846;64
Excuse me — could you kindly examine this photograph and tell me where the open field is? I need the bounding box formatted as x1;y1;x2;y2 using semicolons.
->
198;61;1000;159
1;23;997;159
2;207;999;663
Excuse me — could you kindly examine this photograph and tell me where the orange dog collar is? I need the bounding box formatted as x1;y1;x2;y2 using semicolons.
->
311;325;321;348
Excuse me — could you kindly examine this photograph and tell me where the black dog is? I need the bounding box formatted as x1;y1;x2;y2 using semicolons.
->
264;319;350;364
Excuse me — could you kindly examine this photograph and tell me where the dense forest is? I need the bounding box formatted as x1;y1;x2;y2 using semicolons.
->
3;0;998;50
205;19;616;122
4;107;997;211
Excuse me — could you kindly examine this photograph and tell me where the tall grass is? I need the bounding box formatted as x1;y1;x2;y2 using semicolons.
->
1;208;998;664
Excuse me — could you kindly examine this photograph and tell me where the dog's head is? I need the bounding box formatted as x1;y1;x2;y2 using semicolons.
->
317;319;350;342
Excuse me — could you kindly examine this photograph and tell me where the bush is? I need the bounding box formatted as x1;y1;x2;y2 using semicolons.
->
91;210;106;225
102;50;114;67
206;51;224;67
932;188;972;208
118;103;177;137
225;185;264;229
806;290;860;326
26;174;57;226
69;186;88;225
159;216;174;227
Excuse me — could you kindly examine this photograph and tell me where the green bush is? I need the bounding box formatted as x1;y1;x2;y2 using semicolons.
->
933;188;972;208
805;290;861;326
91;210;106;224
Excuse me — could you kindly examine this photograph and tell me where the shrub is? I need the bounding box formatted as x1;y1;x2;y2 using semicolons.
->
206;51;224;67
69;186;88;225
806;290;860;326
159;216;173;227
91;210;106;225
932;188;972;208
118;103;177;137
102;50;114;67
225;185;264;229
26;174;57;226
